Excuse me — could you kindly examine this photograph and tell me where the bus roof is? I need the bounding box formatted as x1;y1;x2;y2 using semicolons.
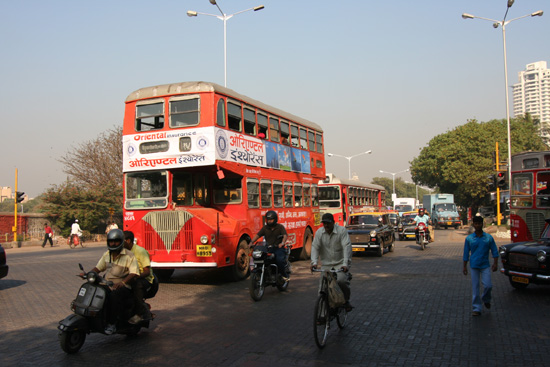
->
125;81;323;133
319;173;385;191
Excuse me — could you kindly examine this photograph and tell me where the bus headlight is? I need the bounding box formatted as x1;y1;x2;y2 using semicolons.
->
200;235;209;244
537;250;546;263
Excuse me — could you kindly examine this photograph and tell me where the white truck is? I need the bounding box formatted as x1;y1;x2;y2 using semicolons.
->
393;198;416;215
423;194;461;229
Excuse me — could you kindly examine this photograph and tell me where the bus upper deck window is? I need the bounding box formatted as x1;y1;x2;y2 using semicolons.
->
170;97;200;128
216;98;226;127
136;102;164;132
243;107;256;135
308;131;315;151
280;121;290;145
300;128;308;150
269;117;280;142
257;113;268;139
290;125;299;148
316;133;323;153
227;102;242;132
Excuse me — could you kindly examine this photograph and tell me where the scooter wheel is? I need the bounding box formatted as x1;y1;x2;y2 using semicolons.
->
59;330;86;354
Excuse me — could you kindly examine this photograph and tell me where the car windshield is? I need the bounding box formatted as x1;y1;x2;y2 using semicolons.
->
402;214;416;223
349;215;379;226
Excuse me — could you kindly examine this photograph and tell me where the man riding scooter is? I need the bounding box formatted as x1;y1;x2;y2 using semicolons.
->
86;229;139;334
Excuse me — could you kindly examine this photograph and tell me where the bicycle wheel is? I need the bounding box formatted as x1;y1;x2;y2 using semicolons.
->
336;306;348;329
313;294;329;349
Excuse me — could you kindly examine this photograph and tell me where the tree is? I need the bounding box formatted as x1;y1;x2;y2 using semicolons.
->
410;117;546;208
39;126;123;236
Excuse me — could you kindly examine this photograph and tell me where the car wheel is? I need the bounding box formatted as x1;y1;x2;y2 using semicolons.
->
377;240;384;257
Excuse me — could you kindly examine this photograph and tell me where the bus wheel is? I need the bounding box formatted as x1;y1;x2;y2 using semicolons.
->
300;228;313;260
230;240;250;281
155;269;174;282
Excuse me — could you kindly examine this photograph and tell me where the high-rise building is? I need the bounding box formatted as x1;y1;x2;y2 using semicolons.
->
512;61;550;143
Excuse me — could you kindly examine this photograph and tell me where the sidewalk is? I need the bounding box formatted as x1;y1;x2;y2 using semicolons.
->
2;238;106;252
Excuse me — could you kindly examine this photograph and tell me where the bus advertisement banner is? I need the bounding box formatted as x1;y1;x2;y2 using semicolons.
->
124;127;311;174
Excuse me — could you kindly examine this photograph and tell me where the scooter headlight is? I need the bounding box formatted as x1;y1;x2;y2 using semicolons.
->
253;250;263;259
87;271;97;283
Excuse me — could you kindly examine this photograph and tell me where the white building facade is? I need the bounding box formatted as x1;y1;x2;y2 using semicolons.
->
512;61;550;142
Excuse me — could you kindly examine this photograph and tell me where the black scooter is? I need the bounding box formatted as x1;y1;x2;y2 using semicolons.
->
249;239;292;301
58;264;156;354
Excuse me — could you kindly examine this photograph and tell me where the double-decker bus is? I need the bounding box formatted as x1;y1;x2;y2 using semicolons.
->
510;151;550;242
318;173;386;226
122;81;325;281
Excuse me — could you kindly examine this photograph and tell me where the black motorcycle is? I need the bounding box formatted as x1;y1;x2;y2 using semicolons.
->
249;242;292;301
58;264;156;354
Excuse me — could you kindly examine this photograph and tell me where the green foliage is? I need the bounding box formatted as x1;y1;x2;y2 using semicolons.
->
410;117;546;208
38;181;122;237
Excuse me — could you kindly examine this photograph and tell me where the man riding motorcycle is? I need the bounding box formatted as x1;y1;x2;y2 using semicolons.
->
414;208;432;242
86;229;139;334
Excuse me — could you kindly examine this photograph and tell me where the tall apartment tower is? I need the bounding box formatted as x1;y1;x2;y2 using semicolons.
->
512;61;550;142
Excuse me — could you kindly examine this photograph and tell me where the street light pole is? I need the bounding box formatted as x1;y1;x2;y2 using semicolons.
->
462;4;543;188
379;169;409;195
327;150;372;180
187;1;265;87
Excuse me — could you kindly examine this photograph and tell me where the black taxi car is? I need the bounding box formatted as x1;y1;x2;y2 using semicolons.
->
0;243;8;279
346;212;395;257
397;211;417;241
499;218;550;289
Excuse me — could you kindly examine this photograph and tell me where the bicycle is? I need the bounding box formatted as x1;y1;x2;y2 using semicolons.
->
312;268;349;349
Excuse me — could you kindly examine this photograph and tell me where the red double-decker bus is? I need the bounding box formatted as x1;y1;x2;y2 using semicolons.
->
122;82;325;280
510;151;550;242
318;173;386;226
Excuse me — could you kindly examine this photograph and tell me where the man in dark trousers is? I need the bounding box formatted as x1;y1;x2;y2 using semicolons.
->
249;210;289;279
42;223;54;247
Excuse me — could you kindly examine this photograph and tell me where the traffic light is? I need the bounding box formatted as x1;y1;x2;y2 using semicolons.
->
16;191;25;203
487;175;496;191
496;172;506;188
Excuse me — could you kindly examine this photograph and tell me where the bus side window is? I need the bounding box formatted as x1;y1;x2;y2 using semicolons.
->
290;124;299;148
308;131;315;151
315;133;323;153
273;181;283;208
261;180;272;208
311;184;319;206
284;182;293;207
247;179;259;208
243;107;256;135
136;102;164;132
303;184;311;206
294;183;302;207
216;98;226;127
280;121;290;145
269;117;280;142
299;128;308;150
227;101;242;132
258;112;268;139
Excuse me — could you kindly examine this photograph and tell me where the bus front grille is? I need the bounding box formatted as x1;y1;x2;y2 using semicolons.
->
142;211;194;253
526;212;545;240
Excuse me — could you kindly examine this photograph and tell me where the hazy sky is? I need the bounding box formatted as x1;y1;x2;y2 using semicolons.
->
1;0;549;198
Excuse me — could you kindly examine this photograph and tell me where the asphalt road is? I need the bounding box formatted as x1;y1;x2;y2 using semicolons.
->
1;230;549;367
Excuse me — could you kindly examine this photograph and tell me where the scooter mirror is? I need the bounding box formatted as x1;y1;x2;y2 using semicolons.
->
79;263;84;272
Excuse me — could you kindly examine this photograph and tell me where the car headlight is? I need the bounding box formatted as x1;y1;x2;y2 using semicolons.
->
370;230;376;237
499;246;507;257
537;250;546;263
200;235;209;244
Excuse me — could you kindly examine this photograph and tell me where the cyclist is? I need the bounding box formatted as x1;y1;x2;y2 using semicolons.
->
249;210;289;280
310;213;353;311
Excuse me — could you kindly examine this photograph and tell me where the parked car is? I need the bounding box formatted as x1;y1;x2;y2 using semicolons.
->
0;243;8;279
499;218;550;289
397;211;417;241
346;212;395;257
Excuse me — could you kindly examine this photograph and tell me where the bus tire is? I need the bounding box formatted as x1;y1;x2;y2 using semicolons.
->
300;228;313;260
230;240;250;281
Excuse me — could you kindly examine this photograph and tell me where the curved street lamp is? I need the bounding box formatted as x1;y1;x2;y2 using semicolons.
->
379;169;409;195
187;1;265;87
327;150;372;180
462;2;543;189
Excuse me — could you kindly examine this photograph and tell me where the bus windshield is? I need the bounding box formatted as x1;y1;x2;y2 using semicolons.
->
125;171;168;209
319;186;341;208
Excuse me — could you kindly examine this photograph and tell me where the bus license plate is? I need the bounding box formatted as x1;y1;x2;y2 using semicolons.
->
353;248;365;252
196;245;212;257
512;276;529;284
